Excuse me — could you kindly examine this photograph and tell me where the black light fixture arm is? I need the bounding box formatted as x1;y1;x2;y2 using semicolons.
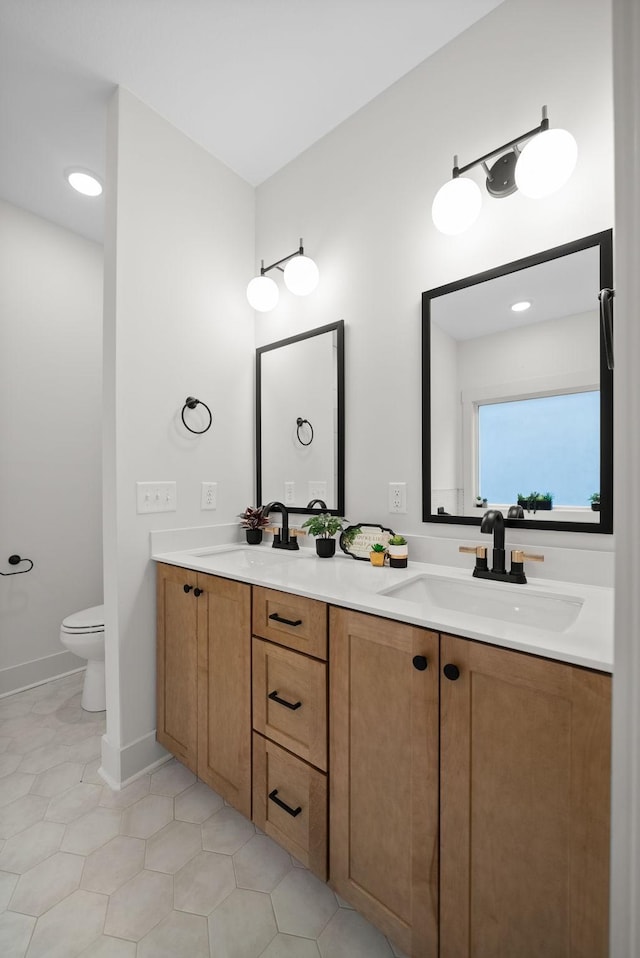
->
452;106;550;178
261;239;305;276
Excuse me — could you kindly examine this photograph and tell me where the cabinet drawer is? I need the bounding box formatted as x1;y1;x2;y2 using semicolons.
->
253;587;327;659
252;638;327;770
253;734;327;879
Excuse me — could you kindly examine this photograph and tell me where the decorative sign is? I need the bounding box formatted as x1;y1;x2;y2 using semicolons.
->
339;524;395;561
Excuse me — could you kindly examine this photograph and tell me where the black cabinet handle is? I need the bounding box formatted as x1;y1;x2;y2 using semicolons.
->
269;613;302;627
194;588;203;597
183;584;193;593
268;690;302;711
443;663;460;681
268;788;302;818
412;655;428;671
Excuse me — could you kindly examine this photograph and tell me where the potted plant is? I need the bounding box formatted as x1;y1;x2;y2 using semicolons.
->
387;534;408;568
370;543;387;567
516;491;553;513
589;492;601;512
238;506;269;544
301;514;357;558
475;496;488;508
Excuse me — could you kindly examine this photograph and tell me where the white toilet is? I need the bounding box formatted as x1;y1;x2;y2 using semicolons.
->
60;604;105;712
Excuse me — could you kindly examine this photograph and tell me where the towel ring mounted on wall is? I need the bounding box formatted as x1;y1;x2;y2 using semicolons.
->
296;417;314;446
181;397;213;435
1;554;34;576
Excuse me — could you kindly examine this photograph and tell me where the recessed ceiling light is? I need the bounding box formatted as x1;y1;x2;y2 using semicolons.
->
65;169;103;197
511;300;531;312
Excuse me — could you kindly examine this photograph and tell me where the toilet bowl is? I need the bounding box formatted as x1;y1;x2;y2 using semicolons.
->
60;604;105;712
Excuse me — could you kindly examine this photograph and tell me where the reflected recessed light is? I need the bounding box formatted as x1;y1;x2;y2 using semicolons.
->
511;300;531;312
65;169;103;197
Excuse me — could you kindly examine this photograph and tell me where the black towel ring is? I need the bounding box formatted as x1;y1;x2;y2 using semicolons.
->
1;554;34;576
181;397;213;435
296;417;314;446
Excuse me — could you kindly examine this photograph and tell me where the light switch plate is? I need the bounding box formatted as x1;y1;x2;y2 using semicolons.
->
136;481;177;514
308;481;327;502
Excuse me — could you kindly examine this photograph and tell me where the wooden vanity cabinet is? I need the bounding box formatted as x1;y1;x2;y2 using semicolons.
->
439;633;611;958
156;563;252;818
329;607;440;958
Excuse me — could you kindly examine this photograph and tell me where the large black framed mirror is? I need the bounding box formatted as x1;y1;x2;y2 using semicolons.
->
422;230;613;534
257;320;345;515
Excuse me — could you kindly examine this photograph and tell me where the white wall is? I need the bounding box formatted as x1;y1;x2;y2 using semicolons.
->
0;200;103;694
255;0;614;564
102;89;255;783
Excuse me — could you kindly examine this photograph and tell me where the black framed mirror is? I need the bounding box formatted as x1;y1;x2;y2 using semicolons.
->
422;230;613;534
257;320;345;515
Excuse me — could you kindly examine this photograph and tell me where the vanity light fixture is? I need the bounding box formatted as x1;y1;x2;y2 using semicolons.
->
65;168;103;197
511;301;532;312
247;238;319;312
432;106;577;235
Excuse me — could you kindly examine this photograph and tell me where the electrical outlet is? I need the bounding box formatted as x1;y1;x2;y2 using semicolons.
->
389;482;407;514
201;481;217;510
308;481;327;502
284;481;295;505
136;481;177;514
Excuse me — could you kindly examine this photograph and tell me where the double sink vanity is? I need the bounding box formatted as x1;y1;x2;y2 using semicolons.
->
152;227;614;955
152;541;612;958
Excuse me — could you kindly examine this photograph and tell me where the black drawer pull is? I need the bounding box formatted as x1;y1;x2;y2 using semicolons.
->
268;690;302;711
412;655;428;671
443;663;460;681
268;788;302;817
183;584;193;593
269;613;302;627
194;588;203;597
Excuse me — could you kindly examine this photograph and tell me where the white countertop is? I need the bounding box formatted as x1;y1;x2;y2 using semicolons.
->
152;544;614;673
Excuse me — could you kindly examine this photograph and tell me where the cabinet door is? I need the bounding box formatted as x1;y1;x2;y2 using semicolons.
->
440;634;611;958
330;608;439;958
197;573;252;818
156;563;198;773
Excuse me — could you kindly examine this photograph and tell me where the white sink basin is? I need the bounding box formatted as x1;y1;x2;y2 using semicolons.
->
379;574;583;633
185;544;310;571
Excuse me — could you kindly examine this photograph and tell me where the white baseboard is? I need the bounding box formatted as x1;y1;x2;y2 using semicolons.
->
0;650;85;698
100;730;170;789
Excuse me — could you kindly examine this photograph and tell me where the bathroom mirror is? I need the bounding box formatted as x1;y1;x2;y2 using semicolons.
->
257;320;344;515
422;230;613;533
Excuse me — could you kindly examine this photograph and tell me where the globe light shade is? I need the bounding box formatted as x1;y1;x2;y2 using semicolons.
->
431;176;482;235
247;275;279;312
283;255;320;296
515;128;578;199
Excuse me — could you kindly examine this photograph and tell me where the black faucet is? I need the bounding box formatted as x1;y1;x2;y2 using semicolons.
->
262;501;299;550
459;508;544;584
306;498;327;509
481;509;506;574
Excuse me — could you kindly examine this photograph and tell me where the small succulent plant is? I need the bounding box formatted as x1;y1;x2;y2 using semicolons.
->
388;535;407;546
370;543;387;553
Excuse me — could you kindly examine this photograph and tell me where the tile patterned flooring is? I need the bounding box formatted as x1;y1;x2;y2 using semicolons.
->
0;673;407;957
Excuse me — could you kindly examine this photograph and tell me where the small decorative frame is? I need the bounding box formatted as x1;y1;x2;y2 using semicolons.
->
339;524;395;561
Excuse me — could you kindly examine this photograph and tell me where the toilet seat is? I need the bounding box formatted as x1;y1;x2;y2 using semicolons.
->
61;604;104;634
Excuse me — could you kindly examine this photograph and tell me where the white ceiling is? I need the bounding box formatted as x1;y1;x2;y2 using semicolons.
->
0;0;505;244
431;245;601;340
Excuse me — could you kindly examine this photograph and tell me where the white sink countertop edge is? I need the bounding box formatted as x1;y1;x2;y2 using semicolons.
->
152;545;613;673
